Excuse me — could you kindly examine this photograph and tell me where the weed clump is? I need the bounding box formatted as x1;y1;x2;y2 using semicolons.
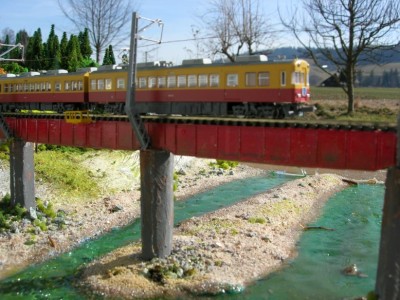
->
209;160;239;170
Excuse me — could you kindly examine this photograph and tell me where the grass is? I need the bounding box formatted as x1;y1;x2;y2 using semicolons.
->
304;86;400;123
311;86;400;101
34;150;101;202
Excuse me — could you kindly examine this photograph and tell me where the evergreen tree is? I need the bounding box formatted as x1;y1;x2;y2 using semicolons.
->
394;69;400;87
79;28;92;59
2;35;11;60
102;46;111;65
66;34;82;71
102;45;116;65
108;45;116;65
26;28;44;70
13;30;29;63
60;32;69;69
46;25;61;69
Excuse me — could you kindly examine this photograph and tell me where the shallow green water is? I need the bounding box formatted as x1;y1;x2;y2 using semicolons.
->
216;184;385;300
0;174;291;299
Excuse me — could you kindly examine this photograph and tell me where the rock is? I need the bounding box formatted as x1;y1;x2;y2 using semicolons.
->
262;235;271;242
110;205;123;213
10;221;20;234
176;168;186;176
29;207;38;220
246;231;258;238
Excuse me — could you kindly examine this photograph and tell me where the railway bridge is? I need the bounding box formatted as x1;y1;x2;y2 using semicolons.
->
0;11;398;299
0;112;399;299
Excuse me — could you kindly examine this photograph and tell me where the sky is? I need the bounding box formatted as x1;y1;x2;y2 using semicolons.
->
0;0;294;64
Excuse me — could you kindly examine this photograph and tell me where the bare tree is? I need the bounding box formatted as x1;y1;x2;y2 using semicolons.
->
200;0;273;61
281;0;400;113
58;0;135;63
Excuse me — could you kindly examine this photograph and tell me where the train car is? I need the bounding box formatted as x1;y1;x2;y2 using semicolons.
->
0;55;313;118
87;55;312;117
0;68;94;112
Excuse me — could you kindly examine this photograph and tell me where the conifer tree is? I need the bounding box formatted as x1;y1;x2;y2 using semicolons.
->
108;45;116;65
60;32;69;69
102;46;111;65
79;28;92;59
26;28;44;70
46;25;61;69
102;45;116;65
66;34;82;71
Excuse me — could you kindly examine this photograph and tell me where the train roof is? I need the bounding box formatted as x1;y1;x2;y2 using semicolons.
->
137;56;308;71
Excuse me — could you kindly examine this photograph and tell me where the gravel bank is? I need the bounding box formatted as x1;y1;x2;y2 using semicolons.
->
80;174;347;299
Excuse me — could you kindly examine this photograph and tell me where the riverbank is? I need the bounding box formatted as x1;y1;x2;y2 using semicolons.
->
79;173;348;299
0;155;265;280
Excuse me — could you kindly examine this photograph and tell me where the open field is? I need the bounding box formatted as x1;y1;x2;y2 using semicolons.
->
311;86;400;101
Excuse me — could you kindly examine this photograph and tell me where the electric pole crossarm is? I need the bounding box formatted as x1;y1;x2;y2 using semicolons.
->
0;43;24;62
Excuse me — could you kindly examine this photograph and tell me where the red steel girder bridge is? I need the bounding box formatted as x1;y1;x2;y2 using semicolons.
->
0;115;396;171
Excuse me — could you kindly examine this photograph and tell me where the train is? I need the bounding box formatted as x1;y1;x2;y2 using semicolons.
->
0;55;313;118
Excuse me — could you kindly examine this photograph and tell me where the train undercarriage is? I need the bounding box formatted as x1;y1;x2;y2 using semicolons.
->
0;101;315;119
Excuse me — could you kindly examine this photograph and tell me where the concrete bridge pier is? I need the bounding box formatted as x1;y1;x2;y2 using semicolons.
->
9;139;35;210
375;116;400;299
140;149;174;260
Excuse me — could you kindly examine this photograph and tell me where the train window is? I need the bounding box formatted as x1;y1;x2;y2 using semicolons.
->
148;77;157;88
65;81;70;91
4;84;8;93
210;74;219;87
188;75;197;87
281;71;286;86
259;72;270;86
105;79;112;90
291;72;305;84
78;80;83;91
41;82;45;91
91;79;97;90
14;84;18;92
55;82;61;91
167;76;176;88
97;79;105;90
227;74;238;87
35;83;40;91
9;84;13;92
157;76;166;88
198;74;208;87
72;81;78;91
46;82;51;91
245;73;257;87
24;83;28;92
30;83;34;92
139;77;147;89
177;75;186;88
117;78;125;89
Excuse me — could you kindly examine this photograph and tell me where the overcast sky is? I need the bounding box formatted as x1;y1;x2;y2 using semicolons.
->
0;0;294;64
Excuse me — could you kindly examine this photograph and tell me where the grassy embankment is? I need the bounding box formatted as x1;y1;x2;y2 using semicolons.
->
0;145;140;205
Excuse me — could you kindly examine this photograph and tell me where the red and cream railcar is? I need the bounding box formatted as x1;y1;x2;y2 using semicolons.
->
0;69;92;112
87;55;312;117
0;55;313;118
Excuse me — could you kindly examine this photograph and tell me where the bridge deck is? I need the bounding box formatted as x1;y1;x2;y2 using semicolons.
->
0;117;396;171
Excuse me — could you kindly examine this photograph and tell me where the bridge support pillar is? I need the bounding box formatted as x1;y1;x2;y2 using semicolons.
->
375;167;400;299
140;149;174;260
10;139;35;210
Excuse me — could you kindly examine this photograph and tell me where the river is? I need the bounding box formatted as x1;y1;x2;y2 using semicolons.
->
0;176;384;299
